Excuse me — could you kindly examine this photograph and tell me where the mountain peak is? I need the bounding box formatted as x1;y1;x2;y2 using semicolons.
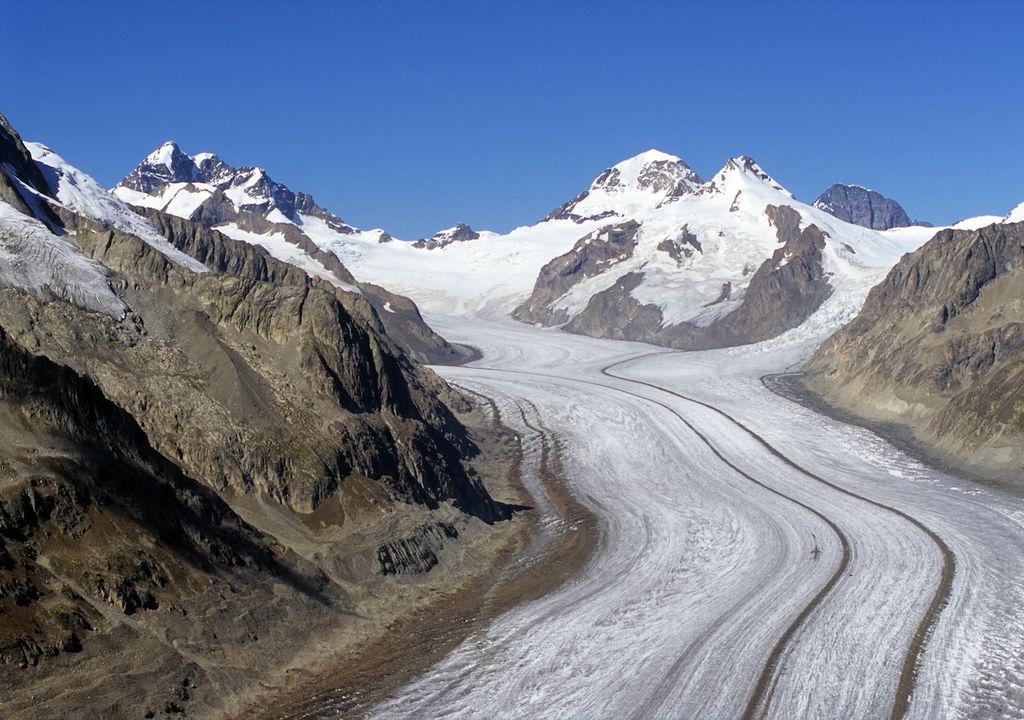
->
145;140;184;167
597;149;701;193
117;143;354;233
813;183;924;230
723;155;773;181
547;149;703;223
121;141;201;193
701;155;790;198
616;148;683;166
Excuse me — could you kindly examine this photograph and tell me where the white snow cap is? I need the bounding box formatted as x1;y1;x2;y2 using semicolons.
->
593;148;702;193
703;155;791;198
1004;201;1024;224
145;141;182;168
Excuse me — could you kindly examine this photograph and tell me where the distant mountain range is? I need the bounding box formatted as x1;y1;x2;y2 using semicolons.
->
111;139;1023;354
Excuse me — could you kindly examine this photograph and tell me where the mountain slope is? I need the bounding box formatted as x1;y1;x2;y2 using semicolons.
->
112;144;990;354
801;220;1024;485
0;117;517;714
112;143;462;363
512;154;930;349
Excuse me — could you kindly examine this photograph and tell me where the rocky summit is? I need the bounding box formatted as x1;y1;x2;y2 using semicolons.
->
813;183;927;230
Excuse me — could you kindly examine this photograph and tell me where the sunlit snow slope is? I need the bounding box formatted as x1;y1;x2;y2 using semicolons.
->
345;314;1024;720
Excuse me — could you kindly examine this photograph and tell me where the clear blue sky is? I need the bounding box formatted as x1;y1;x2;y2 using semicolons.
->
3;0;1021;236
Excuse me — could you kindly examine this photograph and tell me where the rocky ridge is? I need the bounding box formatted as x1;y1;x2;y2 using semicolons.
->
801;220;1024;485
111;142;460;363
118;141;355;234
413;223;481;250
813;183;928;230
0;115;518;716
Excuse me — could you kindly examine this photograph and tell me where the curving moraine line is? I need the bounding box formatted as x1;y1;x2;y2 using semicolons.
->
451;364;852;719
600;353;957;720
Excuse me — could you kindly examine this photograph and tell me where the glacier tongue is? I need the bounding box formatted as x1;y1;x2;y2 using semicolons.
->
0;200;127;318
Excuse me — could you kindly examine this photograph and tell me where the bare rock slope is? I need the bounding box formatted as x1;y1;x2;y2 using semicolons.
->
801;221;1024;485
813;183;926;230
0;114;514;716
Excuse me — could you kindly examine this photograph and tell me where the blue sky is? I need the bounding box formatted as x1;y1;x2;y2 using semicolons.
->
3;1;1021;237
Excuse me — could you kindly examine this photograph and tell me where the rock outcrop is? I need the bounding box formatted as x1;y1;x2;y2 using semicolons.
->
0;117;516;715
813;183;926;230
801;221;1024;485
413;223;480;250
0;114;61;228
513;221;642;325
517;205;833;350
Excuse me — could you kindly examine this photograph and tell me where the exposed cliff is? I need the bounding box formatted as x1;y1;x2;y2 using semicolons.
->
801;221;1024;485
813;183;927;230
517;205;833;350
0;117;518;716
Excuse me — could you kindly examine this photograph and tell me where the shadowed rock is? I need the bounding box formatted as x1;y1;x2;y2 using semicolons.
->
813;183;928;230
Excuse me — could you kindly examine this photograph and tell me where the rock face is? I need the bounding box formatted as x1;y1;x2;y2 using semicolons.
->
516;204;833;350
0;324;325;665
0;119;513;714
514;221;642;325
413;223;480;250
813;183;925;230
801;221;1024;484
135;205;464;364
113;142;459;363
0;115;61;228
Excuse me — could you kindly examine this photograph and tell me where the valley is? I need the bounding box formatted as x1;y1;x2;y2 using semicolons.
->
361;314;1024;720
2;108;1022;719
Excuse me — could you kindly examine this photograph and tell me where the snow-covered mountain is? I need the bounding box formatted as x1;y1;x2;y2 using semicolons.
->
114;142;1024;350
545;149;704;223
113;142;399;286
116;141;356;234
511;154;938;349
109;142;462;362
